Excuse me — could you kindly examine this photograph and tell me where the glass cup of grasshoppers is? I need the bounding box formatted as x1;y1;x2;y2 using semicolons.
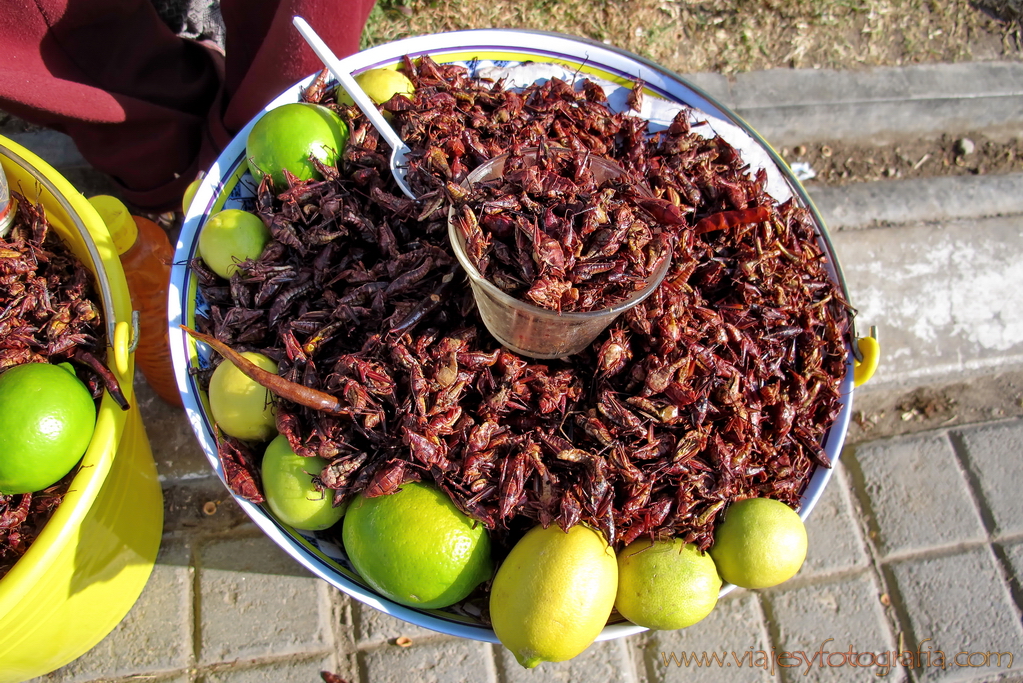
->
448;147;671;359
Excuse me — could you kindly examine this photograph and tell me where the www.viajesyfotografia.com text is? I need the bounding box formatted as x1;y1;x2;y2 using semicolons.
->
660;639;1014;677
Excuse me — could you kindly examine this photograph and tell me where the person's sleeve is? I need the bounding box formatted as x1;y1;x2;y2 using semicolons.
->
0;0;375;211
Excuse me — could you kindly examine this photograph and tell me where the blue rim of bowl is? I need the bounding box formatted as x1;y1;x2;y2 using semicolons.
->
169;29;856;644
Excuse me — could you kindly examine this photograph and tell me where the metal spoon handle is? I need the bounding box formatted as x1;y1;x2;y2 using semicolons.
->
292;16;408;155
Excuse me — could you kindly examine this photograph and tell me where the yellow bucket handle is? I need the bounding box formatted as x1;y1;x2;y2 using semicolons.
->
112;312;140;378
853;326;879;387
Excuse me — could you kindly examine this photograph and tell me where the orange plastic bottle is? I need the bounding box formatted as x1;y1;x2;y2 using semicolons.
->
89;195;182;407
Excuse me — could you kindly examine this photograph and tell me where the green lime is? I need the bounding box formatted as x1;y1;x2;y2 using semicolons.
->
342;481;493;609
615;537;721;630
198;209;270;280
208;352;278;442
261;434;345;531
0;362;96;494
246;102;349;191
709;497;808;589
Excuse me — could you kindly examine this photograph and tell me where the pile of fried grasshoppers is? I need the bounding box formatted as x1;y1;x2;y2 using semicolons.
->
190;54;852;563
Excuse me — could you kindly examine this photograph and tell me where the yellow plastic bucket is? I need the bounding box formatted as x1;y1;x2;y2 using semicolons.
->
0;136;163;682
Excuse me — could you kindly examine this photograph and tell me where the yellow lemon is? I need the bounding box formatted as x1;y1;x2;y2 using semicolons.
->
615;537;721;630
182;173;203;214
208;352;278;442
490;524;618;668
337;68;415;112
246;102;349;191
709;497;807;589
198;209;270;279
261;434;345;531
0;362;96;494
342;481;493;609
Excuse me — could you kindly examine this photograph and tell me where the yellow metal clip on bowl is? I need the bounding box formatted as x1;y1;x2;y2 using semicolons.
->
853;326;879;387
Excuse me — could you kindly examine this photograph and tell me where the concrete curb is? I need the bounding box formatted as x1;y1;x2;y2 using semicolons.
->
809;172;1023;231
686;61;1023;146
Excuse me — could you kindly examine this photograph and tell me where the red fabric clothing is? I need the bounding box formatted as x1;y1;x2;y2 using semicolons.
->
0;0;375;210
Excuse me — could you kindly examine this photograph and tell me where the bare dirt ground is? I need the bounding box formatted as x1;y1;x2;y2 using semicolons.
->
847;370;1023;444
780;130;1023;186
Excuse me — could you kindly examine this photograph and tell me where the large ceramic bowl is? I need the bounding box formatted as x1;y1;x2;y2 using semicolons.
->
169;29;855;644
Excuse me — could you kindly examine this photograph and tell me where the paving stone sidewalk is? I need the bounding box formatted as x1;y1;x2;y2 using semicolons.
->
12;58;1023;682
